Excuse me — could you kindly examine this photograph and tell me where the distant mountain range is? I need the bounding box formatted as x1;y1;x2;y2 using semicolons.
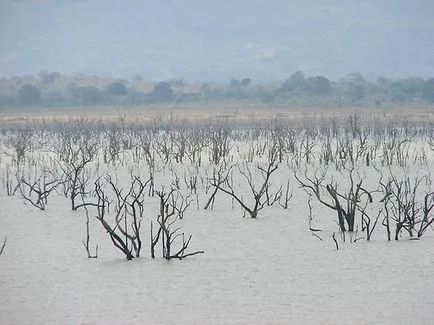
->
1;0;433;81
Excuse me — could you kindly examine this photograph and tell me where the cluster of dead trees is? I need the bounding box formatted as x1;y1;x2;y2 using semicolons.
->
150;188;204;260
0;112;433;258
206;146;290;218
80;176;203;261
296;166;434;246
379;173;434;240
1;113;431;172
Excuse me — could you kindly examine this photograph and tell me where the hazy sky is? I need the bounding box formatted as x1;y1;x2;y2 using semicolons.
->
1;0;433;81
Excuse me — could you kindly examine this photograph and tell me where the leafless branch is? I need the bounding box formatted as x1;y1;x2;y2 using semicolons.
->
0;237;7;256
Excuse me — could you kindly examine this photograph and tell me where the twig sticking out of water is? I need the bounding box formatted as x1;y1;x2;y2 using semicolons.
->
0;236;7;256
332;233;339;250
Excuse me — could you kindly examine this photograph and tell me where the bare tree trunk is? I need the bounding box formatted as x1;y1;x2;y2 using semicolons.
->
0;237;7;256
81;205;98;259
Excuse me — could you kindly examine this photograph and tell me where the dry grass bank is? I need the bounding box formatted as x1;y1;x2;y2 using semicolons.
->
0;103;433;127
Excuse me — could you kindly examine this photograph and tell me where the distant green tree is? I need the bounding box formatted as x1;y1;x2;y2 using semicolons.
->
167;79;185;88
344;73;367;103
388;82;408;103
39;70;61;84
43;91;65;107
255;87;274;104
241;78;252;87
107;81;127;95
422;79;434;102
200;83;211;97
377;76;389;88
75;86;102;105
229;79;241;88
307;76;333;96
0;94;15;107
399;78;425;97
281;71;307;92
18;84;41;105
226;79;245;99
149;82;174;102
131;74;144;83
130;90;148;105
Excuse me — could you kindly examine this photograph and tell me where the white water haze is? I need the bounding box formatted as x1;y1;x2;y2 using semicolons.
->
1;113;434;324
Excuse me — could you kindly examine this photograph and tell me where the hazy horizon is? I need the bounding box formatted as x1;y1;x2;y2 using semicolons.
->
1;0;433;82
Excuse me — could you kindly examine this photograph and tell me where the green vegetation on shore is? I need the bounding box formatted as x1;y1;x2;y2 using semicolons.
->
1;71;434;110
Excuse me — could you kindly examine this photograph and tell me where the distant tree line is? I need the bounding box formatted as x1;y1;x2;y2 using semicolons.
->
0;70;434;109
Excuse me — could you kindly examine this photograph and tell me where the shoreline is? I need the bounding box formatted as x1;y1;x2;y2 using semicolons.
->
0;104;433;126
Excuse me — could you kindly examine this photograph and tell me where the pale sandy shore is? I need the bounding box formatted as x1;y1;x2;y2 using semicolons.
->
0;105;433;126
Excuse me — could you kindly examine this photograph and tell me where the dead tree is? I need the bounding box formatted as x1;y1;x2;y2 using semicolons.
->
270;121;297;163
94;179;133;260
211;153;281;218
81;204;98;259
307;195;323;233
150;219;162;259
417;192;434;238
336;135;355;169
172;127;189;163
0;237;6;256
382;201;392;241
381;174;433;240
295;167;374;232
278;178;293;209
390;176;420;239
354;127;370;165
332;233;339;250
151;188;204;260
4;128;33;166
318;136;334;166
360;209;381;241
429;135;434;152
264;144;284;206
205;163;231;210
183;168;198;194
94;176;149;260
145;163;156;197
171;191;193;219
135;127;154;163
326;178;373;233
103;128;122;164
59;143;98;211
207;126;233;164
1;165;20;196
153;133;172;164
376;167;393;241
306;195;324;243
18;168;60;211
299;131;316;165
185;128;206;166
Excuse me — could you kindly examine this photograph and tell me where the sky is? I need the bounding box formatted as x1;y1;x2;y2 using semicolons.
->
0;0;433;81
